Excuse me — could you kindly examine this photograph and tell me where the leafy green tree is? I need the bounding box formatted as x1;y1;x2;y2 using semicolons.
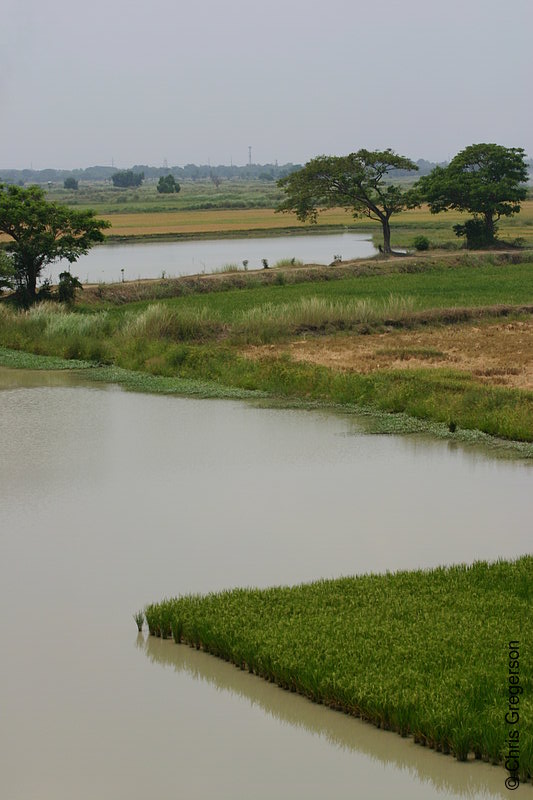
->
112;170;144;188
277;149;419;254
63;177;79;190
0;250;15;292
416;144;528;247
0;184;109;305
157;174;181;194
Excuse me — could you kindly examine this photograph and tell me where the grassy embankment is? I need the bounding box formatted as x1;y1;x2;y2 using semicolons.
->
1;254;533;446
142;557;532;778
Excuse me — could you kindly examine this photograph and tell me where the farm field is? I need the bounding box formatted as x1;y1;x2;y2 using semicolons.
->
10;181;531;248
144;557;533;778
2;181;531;252
95;200;533;248
2;253;533;445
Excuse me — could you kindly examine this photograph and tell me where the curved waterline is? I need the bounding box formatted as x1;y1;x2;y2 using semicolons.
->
141;635;521;799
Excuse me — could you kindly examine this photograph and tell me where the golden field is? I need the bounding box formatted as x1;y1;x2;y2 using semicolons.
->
101;200;533;242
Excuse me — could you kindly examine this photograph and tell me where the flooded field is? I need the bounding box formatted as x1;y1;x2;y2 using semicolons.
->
0;366;531;799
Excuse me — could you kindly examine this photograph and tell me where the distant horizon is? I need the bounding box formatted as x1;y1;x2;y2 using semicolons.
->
3;150;532;174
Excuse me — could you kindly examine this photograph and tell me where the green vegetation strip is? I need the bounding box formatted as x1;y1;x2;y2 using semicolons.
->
3;258;533;445
143;558;532;777
79;251;533;308
0;346;264;400
2;345;533;457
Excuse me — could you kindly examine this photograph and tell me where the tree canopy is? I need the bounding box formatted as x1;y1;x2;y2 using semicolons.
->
0;183;109;304
277;149;418;253
157;174;181;194
416;143;528;247
63;177;79;190
0;250;15;293
112;170;144;188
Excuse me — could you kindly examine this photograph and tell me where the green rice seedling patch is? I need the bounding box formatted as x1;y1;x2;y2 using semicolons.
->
145;557;533;778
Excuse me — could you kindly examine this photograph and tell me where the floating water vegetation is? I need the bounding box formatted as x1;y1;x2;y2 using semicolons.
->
144;557;533;779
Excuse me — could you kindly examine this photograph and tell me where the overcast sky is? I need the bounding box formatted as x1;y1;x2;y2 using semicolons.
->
1;0;531;170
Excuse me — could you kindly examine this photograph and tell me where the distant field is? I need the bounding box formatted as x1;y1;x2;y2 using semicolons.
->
46;179;285;214
2;178;532;247
101;207;355;237
100;200;533;246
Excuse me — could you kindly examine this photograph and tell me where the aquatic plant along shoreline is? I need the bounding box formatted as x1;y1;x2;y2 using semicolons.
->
143;557;533;781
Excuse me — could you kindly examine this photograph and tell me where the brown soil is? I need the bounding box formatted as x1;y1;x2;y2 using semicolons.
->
244;320;533;391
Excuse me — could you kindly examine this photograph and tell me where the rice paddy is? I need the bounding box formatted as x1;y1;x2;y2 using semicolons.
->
142;557;533;779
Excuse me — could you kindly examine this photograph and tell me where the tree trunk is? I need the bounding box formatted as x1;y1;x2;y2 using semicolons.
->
484;211;495;243
381;218;392;254
27;270;37;302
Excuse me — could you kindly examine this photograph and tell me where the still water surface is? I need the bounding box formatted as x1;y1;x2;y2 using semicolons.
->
46;231;376;283
0;367;531;799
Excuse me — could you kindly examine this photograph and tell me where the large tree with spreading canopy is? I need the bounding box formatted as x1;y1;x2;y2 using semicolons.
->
416;144;528;247
277;149;419;254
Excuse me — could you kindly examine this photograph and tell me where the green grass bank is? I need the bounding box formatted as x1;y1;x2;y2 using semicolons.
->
143;557;532;779
2;256;533;445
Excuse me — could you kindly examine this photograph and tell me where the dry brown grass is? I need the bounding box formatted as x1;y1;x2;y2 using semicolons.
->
100;207;355;237
245;318;533;390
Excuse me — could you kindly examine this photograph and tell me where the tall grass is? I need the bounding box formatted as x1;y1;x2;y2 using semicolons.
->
236;295;415;341
212;263;242;274
0;303;115;360
273;257;304;268
121;303;224;342
144;557;533;779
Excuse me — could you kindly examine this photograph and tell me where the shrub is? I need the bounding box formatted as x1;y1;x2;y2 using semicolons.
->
413;236;430;251
58;271;83;304
63;177;78;190
453;218;494;249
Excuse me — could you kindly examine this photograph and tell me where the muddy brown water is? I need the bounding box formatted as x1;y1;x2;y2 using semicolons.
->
0;366;531;799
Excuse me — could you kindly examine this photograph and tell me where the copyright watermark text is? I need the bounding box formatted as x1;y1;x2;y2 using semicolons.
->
505;640;521;790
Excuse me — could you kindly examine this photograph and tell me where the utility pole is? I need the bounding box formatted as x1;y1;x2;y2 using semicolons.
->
248;146;252;167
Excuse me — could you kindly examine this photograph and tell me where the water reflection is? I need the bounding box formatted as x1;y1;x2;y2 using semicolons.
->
44;231;377;283
142;634;524;799
0;365;98;390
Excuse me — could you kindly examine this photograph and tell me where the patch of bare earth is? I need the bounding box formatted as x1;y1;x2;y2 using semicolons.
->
243;320;533;391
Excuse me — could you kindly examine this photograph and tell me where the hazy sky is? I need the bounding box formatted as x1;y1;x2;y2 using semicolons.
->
2;0;532;169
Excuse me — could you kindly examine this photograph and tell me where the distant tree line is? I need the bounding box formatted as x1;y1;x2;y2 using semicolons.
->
0;158;491;187
1;156;532;188
0;162;305;185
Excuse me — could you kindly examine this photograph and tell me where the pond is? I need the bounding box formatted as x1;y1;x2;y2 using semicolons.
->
45;231;377;284
0;366;531;799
